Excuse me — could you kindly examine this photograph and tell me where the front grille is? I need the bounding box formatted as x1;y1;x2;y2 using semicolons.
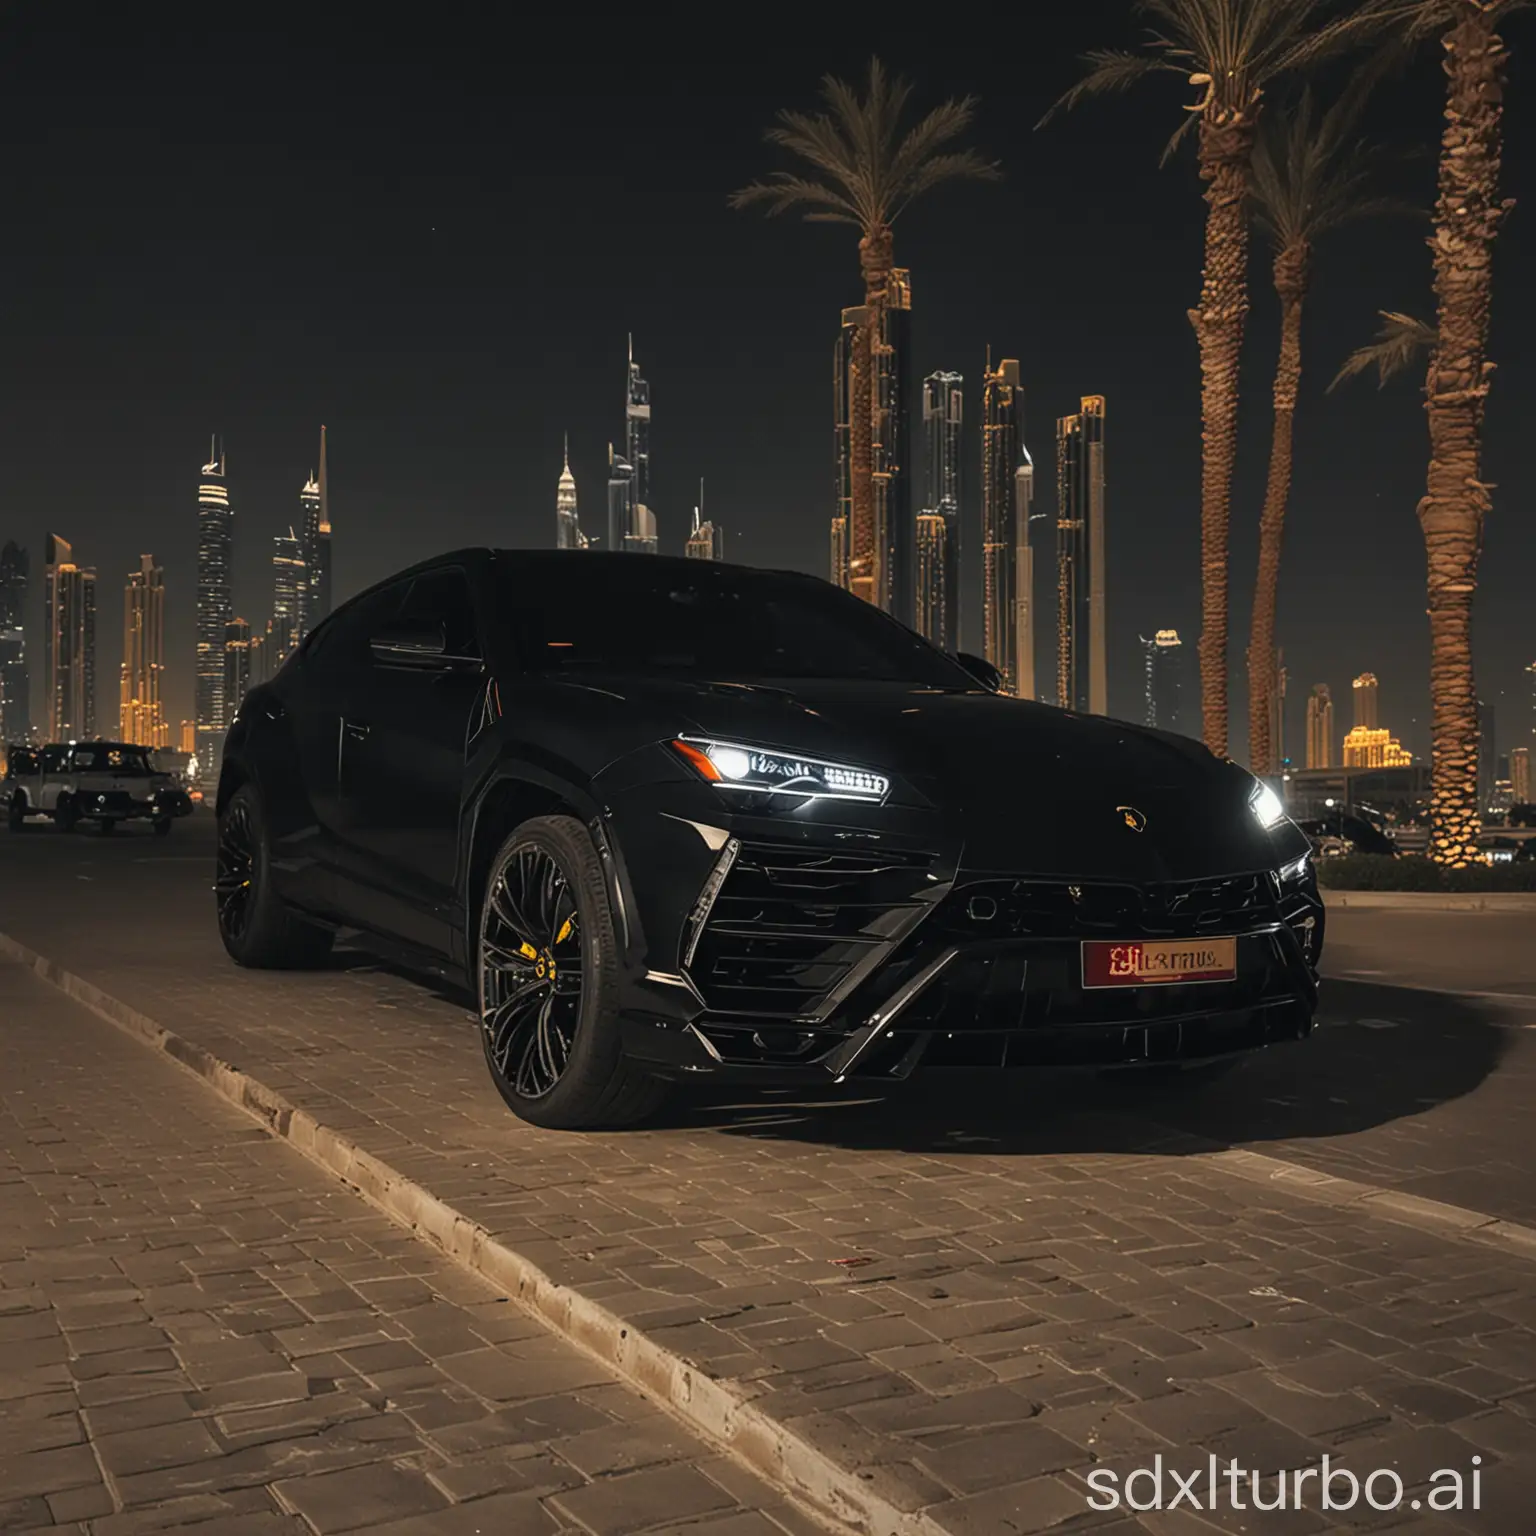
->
685;838;940;1018
934;871;1279;943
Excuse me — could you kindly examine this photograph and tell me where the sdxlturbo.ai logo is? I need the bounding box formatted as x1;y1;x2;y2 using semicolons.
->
1085;1455;1483;1515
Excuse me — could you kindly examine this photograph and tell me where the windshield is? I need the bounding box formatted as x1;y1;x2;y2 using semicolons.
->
70;746;154;776
497;559;972;687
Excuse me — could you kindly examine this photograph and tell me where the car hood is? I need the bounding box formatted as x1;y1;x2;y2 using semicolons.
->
587;674;1284;882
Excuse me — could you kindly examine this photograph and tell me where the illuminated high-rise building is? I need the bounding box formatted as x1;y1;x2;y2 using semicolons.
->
980;356;1033;697
607;445;656;555
298;426;332;637
0;540;29;742
1512;745;1531;805
625;337;652;535
1306;684;1334;769
1352;672;1379;730
272;528;307;660
832;273;914;620
179;719;196;755
1142;630;1186;734
684;482;723;560
1342;726;1412;768
1055;396;1107;715
44;534;96;741
194;437;233;762
831;307;858;590
917;371;963;650
224;619;252;713
120;555;168;748
555;435;589;549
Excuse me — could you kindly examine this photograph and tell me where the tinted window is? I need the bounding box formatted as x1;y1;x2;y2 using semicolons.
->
42;746;68;772
305;582;410;673
396;569;480;659
70;746;152;775
496;560;970;686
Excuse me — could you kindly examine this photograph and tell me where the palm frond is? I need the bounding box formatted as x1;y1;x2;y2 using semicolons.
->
1329;310;1437;391
733;56;997;233
1038;50;1182;127
727;172;861;221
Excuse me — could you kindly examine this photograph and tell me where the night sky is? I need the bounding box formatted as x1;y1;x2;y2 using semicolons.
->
1;2;1531;761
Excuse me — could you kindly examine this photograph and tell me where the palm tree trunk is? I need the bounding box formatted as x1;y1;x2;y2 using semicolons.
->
849;227;893;609
1190;116;1255;759
1247;244;1308;779
1422;7;1508;866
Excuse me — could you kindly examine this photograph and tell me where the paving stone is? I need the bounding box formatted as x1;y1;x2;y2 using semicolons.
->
549;1463;739;1533
273;1462;448;1533
92;1418;225;1477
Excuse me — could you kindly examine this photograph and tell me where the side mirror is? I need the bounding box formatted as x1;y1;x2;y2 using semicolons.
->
954;651;1004;693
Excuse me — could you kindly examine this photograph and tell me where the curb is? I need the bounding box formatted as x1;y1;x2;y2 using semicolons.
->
1323;891;1536;913
0;932;942;1536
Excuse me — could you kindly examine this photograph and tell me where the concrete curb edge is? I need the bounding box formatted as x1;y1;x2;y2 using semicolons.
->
1;932;945;1536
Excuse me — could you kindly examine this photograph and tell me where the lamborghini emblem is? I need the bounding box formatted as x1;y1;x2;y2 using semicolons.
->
1117;805;1147;833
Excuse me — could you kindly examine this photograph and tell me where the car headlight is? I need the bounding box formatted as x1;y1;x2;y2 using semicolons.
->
1248;777;1286;831
671;738;890;804
1278;852;1310;884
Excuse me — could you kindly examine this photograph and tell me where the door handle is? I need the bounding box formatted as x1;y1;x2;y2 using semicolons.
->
344;720;371;741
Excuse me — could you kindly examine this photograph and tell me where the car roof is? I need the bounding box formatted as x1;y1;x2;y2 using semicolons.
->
56;740;150;753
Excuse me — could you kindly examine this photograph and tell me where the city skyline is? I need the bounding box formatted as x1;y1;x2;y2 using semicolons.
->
119;553;168;748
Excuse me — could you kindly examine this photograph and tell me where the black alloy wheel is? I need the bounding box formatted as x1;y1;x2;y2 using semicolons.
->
99;817;115;835
216;782;333;968
478;815;666;1130
153;818;173;837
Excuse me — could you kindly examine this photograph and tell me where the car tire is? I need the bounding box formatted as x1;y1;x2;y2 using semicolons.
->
55;796;77;833
216;781;334;969
99;818;115;835
153;818;173;837
7;794;24;831
477;814;667;1131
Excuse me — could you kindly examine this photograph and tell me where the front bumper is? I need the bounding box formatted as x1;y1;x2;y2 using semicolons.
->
604;784;1324;1084
74;790;193;821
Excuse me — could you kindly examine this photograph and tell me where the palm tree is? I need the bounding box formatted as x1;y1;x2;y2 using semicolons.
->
1246;88;1404;777
1332;0;1527;866
732;61;999;610
1045;0;1394;758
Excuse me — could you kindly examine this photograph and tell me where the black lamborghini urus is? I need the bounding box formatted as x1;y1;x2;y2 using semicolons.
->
216;550;1323;1129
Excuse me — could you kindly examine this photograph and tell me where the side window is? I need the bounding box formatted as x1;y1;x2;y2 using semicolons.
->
307;583;409;676
42;746;67;773
395;569;480;659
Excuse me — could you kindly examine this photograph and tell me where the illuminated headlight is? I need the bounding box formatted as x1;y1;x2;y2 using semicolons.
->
672;738;890;804
1248;777;1287;831
1278;853;1310;884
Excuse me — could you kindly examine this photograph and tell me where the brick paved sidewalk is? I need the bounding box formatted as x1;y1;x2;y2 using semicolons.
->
0;962;828;1536
5;830;1536;1532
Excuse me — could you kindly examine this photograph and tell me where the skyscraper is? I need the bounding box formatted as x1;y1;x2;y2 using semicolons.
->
626;337;652;532
831;307;858;591
684;482;723;560
120;555;168;748
1353;672;1380;730
1512;745;1531;805
832;273;914;619
44;534;96;741
607;445;656;554
272;528;307;659
555;435;588;549
917;371;963;650
1306;684;1335;769
298;428;332;638
224;619;252;714
1055;396;1107;715
194;437;234;762
1142;630;1186;734
0;541;29;742
980;356;1030;696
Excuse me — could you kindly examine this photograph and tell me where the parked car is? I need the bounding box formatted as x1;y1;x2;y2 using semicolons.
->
7;741;193;834
216;550;1324;1130
1295;811;1397;858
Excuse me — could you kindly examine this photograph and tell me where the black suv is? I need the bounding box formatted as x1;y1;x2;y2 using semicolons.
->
217;550;1322;1129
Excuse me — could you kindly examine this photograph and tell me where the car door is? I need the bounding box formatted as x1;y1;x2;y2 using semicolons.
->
269;579;409;919
341;566;485;956
36;746;68;811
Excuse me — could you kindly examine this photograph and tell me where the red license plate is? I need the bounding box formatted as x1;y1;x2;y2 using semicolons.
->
1081;937;1238;988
